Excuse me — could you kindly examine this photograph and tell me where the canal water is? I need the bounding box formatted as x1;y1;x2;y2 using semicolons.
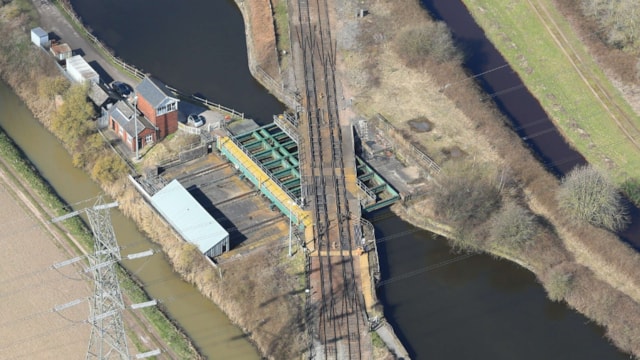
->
420;0;640;246
0;82;259;358
15;0;632;359
68;0;284;124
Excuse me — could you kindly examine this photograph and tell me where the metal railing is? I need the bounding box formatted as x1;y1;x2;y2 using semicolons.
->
373;114;441;174
253;66;301;111
273;115;299;144
225;136;298;202
356;179;376;205
56;0;146;80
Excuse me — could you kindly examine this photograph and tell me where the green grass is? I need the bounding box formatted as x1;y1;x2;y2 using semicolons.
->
118;268;198;359
273;0;291;57
461;0;640;185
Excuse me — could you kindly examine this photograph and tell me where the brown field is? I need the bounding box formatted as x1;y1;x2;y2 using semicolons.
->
0;171;90;359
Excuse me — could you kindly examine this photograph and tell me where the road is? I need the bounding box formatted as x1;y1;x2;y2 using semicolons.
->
35;0;139;86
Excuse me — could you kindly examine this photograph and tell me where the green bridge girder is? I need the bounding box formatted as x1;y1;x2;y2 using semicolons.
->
230;121;399;214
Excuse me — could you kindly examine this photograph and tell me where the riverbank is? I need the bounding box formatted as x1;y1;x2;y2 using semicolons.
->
325;0;640;357
18;1;309;358
0;107;196;358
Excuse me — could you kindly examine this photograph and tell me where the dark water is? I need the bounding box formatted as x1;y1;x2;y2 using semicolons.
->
419;0;640;246
69;0;284;124
67;1;630;359
374;210;627;359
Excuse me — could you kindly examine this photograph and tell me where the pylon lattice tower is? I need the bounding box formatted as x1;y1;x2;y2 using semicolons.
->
84;200;129;360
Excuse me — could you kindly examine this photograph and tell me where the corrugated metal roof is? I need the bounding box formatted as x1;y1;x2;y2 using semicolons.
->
151;179;228;254
135;76;177;108
66;55;99;82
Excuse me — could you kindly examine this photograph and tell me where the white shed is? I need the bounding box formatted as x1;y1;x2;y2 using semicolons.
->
151;179;230;258
66;55;99;84
30;27;49;48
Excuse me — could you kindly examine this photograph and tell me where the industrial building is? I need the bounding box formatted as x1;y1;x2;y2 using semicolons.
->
151;179;229;258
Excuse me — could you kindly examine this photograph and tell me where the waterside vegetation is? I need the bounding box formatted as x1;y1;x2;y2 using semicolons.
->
335;0;640;356
0;1;310;358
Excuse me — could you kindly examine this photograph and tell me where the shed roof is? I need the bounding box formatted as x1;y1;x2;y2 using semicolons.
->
151;180;228;254
31;27;47;37
136;76;178;108
88;82;110;107
50;42;72;56
66;55;99;82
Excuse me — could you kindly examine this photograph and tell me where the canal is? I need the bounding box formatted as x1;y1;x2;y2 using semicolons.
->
0;81;259;358
15;0;632;358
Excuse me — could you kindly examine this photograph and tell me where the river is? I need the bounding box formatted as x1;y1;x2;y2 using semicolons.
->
10;0;630;359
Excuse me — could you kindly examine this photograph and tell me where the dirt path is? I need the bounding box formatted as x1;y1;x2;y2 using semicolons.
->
527;0;640;150
35;0;138;85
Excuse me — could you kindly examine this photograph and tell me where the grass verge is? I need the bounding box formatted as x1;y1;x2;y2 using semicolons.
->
461;0;640;183
0;128;199;359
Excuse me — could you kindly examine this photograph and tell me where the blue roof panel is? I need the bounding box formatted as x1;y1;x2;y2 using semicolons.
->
151;179;228;254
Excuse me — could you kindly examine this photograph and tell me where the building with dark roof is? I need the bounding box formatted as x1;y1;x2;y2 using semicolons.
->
135;76;180;140
107;100;156;153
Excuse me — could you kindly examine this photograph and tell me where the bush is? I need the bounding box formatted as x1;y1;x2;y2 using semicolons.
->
489;202;537;250
432;162;502;231
544;266;575;302
38;76;70;100
91;153;128;184
580;0;640;52
557;165;629;231
395;21;462;66
51;84;95;147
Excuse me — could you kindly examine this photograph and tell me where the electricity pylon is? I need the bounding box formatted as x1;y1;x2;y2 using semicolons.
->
84;200;129;360
53;199;129;359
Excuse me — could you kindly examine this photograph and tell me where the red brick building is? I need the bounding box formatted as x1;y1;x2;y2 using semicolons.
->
135;76;180;140
108;100;156;153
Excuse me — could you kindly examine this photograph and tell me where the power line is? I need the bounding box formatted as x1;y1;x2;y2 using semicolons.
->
376;253;474;288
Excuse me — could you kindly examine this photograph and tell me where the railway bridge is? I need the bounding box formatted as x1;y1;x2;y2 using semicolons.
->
290;0;373;358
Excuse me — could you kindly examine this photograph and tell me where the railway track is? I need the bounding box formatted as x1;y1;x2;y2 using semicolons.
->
293;0;369;358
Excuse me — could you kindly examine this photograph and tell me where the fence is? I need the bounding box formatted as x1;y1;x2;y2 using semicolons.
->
253;66;301;111
372;114;441;174
55;0;146;80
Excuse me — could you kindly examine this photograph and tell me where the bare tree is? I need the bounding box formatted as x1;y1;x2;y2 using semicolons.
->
489;202;537;250
394;21;462;67
431;161;502;244
557;165;629;232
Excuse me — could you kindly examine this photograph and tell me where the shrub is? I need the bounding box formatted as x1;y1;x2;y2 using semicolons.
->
395;21;462;66
544;266;575;302
38;76;70;100
432;162;502;231
557;165;629;231
91;153;128;184
489;202;537;250
580;0;640;52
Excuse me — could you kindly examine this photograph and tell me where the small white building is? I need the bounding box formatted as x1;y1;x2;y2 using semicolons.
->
66;55;99;84
30;27;49;48
50;42;73;62
151;179;230;258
